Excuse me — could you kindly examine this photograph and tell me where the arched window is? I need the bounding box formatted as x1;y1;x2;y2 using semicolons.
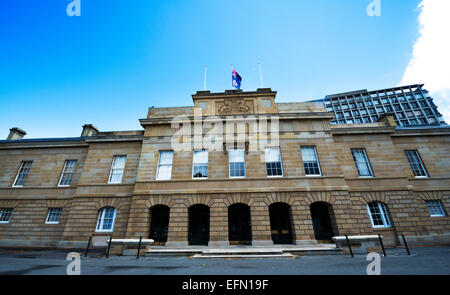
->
96;207;117;232
366;202;391;228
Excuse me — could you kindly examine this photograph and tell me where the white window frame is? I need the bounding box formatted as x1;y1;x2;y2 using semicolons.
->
405;150;428;178
108;155;127;184
265;147;284;178
426;200;446;217
351;148;374;178
156;150;174;181
58;160;77;187
45;208;63;224
301;146;322;176
12;161;32;187
192;150;209;179
95;207;117;232
366;202;391;228
0;208;13;224
229;149;246;179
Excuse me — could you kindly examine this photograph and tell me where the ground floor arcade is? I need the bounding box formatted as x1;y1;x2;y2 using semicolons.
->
1;190;449;249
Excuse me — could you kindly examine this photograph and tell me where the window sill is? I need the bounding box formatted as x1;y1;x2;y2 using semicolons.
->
95;230;114;233
0;222;10;224
45;222;60;225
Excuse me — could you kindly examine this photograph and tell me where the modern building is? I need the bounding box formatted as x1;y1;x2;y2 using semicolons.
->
316;84;446;127
0;86;449;249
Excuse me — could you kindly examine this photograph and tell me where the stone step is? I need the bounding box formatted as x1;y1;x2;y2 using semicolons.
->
192;253;295;259
201;248;284;255
287;248;343;256
145;249;204;256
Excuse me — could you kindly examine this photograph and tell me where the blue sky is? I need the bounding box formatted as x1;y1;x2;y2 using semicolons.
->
0;0;426;139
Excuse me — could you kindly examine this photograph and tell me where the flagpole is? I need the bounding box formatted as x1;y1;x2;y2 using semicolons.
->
258;63;264;88
231;64;234;89
204;65;207;90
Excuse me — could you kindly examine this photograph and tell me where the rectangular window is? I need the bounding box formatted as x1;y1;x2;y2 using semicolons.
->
301;146;321;176
108;155;127;184
192;150;208;179
265;147;283;177
367;202;391;228
156;151;174;180
426;200;446;217
405;150;428;177
0;208;13;223
13;161;32;187
58;160;77;186
96;207;117;232
229;149;245;178
351;148;373;177
45;208;62;224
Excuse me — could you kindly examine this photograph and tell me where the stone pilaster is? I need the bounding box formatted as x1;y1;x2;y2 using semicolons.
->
208;201;229;246
250;203;273;246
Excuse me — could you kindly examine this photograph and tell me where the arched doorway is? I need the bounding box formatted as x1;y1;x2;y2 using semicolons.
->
228;203;252;245
188;204;210;245
310;202;336;242
149;205;170;245
269;202;294;244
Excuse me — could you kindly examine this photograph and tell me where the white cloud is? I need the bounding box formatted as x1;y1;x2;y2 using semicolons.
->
401;0;450;123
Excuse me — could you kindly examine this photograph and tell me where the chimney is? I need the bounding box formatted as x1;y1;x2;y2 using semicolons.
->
7;127;26;140
81;124;99;137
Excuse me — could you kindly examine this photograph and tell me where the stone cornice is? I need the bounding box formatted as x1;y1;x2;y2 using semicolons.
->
139;112;333;126
331;126;396;135
192;88;277;101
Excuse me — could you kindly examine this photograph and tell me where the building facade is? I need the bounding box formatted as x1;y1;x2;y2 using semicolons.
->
0;87;449;249
317;84;447;127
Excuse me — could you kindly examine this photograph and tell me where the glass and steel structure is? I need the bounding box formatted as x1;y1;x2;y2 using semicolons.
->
319;84;446;127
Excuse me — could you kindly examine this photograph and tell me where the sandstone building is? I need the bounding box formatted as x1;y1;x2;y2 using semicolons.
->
0;86;449;249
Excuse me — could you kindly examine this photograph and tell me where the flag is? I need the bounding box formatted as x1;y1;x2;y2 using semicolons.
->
232;69;242;90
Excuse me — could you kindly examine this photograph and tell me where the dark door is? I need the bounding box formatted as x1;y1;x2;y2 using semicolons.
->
269;203;294;244
228;204;252;245
310;202;335;241
149;205;170;245
188;204;210;246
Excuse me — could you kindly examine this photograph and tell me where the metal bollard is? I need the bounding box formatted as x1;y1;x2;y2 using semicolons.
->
401;234;411;256
106;235;112;258
84;236;92;257
378;234;386;256
137;236;143;259
345;235;354;258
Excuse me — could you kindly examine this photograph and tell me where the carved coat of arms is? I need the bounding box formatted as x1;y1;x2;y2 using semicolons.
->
217;98;252;115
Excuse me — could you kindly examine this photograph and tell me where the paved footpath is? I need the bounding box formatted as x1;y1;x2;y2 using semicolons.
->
0;246;449;275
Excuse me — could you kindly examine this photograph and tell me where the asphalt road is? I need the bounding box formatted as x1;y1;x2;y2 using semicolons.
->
0;246;449;275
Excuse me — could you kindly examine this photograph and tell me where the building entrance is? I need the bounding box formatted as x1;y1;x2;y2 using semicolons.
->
228;203;252;245
188;204;210;245
149;205;170;245
269;203;294;244
310;202;335;242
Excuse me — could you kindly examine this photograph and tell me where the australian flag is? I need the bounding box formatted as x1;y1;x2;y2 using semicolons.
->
232;69;242;90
